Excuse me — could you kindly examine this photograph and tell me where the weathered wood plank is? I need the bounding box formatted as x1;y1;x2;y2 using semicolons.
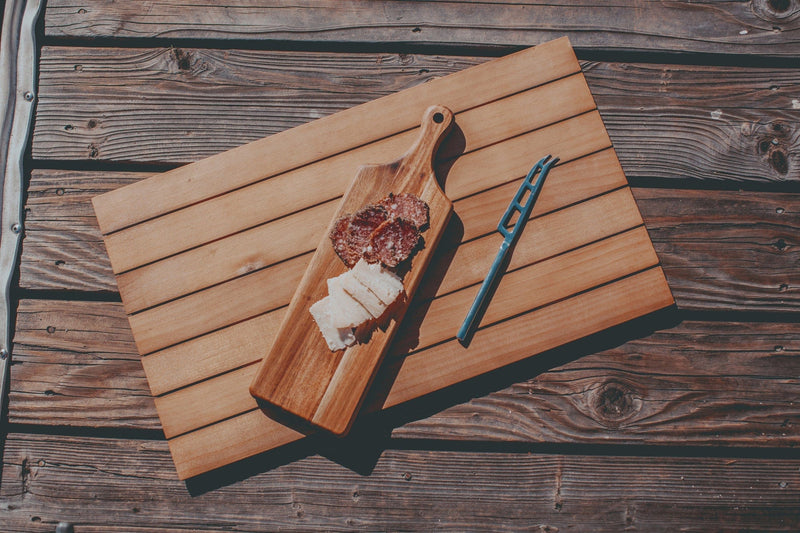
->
33;47;477;163
633;188;800;312
0;0;45;431
392;320;800;446
9;299;159;429
10;300;800;448
31;47;799;183
2;433;799;532
20;172;141;293
43;0;800;56
21;174;800;313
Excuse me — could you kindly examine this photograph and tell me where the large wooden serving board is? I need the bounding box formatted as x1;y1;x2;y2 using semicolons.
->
92;37;674;480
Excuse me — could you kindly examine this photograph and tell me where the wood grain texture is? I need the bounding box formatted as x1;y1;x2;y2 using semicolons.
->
10;304;800;448
118;120;618;356
151;222;653;399
377;269;672;413
33;47;480;164
21;175;800;313
144;311;284;397
154;227;657;440
5;0;798;529
102;74;596;277
43;0;800;56
9;299;159;429
20;171;144;292
91;39;580;233
31;47;799;183
3;434;800;532
634;188;800;313
123;183;637;360
393;320;800;447
126;253;303;355
77;270;675;477
406;227;659;352
117;134;605;312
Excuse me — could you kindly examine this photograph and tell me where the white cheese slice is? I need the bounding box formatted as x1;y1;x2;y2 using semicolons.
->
337;270;386;317
309;296;355;351
327;277;373;328
350;259;403;305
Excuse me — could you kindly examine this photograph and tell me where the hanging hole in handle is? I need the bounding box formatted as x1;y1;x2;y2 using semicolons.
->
433;112;444;124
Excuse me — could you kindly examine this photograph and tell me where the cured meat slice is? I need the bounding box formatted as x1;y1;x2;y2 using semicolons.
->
329;194;430;268
378;193;429;229
364;218;420;267
342;205;388;267
329;215;359;267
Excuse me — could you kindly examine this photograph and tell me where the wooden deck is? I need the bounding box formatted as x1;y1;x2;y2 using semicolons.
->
2;1;799;531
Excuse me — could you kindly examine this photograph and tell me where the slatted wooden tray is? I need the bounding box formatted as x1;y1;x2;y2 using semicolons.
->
92;37;674;480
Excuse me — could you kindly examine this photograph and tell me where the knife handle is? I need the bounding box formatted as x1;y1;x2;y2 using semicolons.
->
457;241;509;343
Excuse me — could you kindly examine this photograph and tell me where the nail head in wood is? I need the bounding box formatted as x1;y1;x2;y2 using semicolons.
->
56;522;75;533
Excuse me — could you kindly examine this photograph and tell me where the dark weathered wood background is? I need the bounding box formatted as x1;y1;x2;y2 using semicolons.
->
2;1;799;531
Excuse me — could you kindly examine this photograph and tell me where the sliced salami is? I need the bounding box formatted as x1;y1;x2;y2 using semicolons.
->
378;193;429;229
329;214;360;267
342;205;388;267
329;193;430;269
364;218;420;267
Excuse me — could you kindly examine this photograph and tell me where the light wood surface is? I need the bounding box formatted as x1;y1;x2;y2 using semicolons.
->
91;37;674;478
101;73;595;277
154;226;660;441
168;268;673;479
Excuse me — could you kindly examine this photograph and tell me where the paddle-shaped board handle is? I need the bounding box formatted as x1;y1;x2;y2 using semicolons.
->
250;104;456;437
396;105;454;191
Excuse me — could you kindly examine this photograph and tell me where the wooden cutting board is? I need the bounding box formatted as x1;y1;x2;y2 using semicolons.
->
92;37;674;480
250;105;455;435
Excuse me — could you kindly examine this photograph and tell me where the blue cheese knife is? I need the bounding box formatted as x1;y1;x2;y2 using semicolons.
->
457;155;559;343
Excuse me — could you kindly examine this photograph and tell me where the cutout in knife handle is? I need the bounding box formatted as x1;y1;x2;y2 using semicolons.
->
250;105;455;436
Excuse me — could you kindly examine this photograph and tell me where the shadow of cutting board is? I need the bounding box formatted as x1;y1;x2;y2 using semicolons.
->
92;37;674;480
